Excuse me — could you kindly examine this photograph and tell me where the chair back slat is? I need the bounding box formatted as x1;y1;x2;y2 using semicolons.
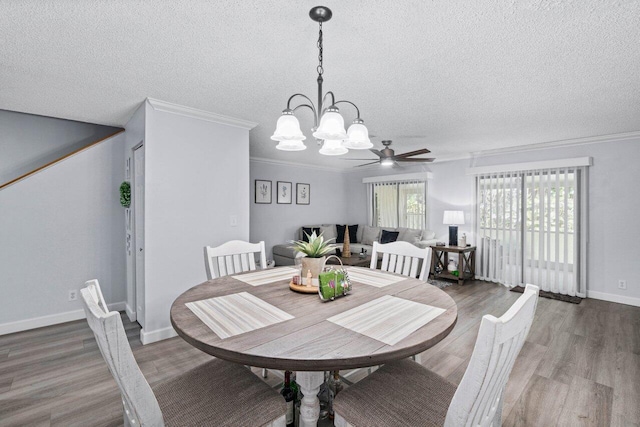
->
80;280;164;426
204;240;267;280
444;284;540;427
370;241;432;281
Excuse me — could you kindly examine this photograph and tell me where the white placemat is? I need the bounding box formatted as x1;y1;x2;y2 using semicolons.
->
346;268;407;288
186;292;294;339
232;267;299;286
327;295;446;345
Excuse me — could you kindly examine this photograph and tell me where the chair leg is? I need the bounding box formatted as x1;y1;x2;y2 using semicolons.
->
262;367;268;378
493;393;504;426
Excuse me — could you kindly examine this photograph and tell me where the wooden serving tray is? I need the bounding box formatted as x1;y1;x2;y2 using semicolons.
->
289;281;318;294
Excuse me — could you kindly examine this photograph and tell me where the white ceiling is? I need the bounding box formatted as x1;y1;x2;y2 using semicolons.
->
1;0;639;169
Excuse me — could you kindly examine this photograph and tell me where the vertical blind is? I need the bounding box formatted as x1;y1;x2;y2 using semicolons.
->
368;180;427;229
476;167;586;297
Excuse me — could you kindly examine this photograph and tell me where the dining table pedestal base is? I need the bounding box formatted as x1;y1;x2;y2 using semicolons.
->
297;371;325;427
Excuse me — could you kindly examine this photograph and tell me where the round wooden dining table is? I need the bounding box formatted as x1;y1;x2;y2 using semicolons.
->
170;266;457;427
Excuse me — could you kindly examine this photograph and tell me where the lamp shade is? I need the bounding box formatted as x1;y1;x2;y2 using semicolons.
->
318;139;348;156
312;110;348;140
343;121;373;149
271;113;306;141
276;140;307;151
443;210;465;225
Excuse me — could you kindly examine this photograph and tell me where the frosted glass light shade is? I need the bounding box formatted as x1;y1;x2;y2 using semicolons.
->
271;114;306;141
276;140;307;151
343;122;372;149
381;158;394;167
319;139;348;156
443;210;465;225
312;111;348;140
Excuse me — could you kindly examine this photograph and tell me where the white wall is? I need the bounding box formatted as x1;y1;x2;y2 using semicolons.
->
0;109;120;185
250;160;352;258
467;138;640;303
343;138;640;305
140;103;251;341
0;132;126;333
342;163;474;242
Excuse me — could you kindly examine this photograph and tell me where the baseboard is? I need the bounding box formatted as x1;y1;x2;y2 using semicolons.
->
125;303;136;322
588;291;640;307
0;301;127;336
140;326;177;345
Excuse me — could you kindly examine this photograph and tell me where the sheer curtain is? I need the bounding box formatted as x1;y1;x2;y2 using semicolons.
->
476;166;587;297
367;179;427;228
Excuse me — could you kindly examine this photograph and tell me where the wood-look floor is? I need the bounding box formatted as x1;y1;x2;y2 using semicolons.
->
1;281;638;426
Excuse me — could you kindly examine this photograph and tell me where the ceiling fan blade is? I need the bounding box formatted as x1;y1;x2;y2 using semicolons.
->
394;157;435;162
369;149;384;158
394;148;431;158
355;161;381;167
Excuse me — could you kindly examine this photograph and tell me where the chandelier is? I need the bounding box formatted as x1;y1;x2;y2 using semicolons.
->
271;6;372;155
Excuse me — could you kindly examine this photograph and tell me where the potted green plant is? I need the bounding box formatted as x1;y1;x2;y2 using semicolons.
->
290;231;338;286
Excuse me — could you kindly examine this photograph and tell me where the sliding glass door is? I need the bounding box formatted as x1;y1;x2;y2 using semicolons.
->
476;167;585;296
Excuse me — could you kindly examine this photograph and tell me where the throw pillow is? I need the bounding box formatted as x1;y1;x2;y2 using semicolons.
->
320;225;337;243
399;227;422;243
302;227;321;242
361;226;381;246
380;230;400;244
336;224;359;243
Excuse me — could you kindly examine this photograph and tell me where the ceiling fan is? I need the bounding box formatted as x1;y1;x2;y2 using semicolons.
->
345;140;435;167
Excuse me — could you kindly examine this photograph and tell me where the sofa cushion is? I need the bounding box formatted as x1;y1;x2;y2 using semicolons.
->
399;227;423;244
361;226;381;246
273;244;298;259
422;229;436;240
336;224;358;243
320;225;337;243
380;230;400;244
301;227;321;242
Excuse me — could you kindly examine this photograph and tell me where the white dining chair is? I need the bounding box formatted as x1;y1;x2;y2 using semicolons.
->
334;284;540;427
204;240;267;280
80;280;286;427
204;240;271;378
369;241;432;281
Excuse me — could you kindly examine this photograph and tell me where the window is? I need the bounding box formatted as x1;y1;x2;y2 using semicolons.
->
371;180;426;229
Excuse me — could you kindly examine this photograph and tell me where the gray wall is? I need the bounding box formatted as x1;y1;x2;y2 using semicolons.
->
250;160;352;259
0;109;121;185
0;132;126;329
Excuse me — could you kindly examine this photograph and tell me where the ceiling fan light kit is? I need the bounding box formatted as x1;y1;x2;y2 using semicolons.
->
271;6;371;155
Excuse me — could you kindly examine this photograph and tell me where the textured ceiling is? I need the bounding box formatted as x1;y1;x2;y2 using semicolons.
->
1;0;639;169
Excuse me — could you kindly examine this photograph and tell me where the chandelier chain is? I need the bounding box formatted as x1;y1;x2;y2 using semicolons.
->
317;22;324;76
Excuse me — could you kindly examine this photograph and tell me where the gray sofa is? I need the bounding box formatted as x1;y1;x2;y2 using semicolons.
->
272;224;437;266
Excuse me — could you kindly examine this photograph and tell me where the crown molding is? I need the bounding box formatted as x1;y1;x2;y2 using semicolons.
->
469;130;640;158
146;98;258;130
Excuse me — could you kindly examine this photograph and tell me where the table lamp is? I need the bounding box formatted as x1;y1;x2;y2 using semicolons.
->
443;210;465;246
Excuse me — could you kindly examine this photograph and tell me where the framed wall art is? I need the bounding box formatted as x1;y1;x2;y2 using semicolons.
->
296;183;310;205
277;181;292;204
255;180;272;204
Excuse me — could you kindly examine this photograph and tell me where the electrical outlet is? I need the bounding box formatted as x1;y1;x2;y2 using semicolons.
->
618;280;627;290
229;214;238;227
68;290;78;301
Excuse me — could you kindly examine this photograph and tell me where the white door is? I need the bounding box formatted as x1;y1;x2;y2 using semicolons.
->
133;144;145;328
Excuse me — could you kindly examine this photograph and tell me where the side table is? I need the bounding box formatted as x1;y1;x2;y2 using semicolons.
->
430;245;476;285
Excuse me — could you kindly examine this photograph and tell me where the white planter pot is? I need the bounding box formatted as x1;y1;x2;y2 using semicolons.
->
301;256;326;287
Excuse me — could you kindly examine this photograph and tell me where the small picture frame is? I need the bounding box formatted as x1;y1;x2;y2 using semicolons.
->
255;180;272;204
277;181;292;204
296;183;310;205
